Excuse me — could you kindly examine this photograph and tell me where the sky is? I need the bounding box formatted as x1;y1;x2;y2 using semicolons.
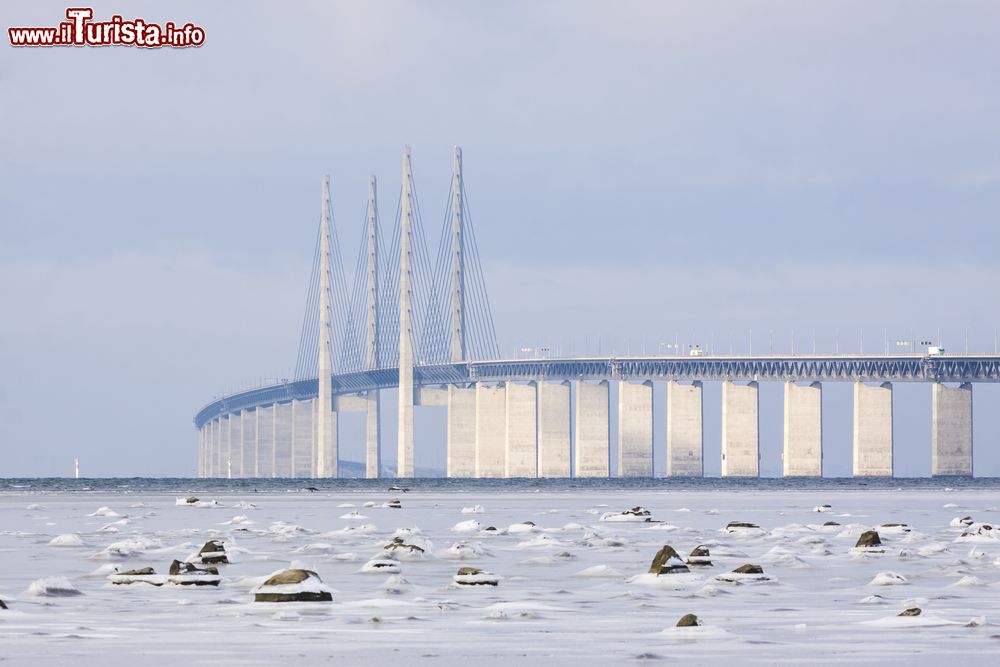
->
2;1;999;477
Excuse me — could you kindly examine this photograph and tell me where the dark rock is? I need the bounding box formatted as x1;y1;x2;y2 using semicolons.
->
255;569;332;602
623;507;651;517
303;486;319;492
898;607;922;617
732;564;764;574
119;567;156;576
676;613;700;627
198;540;229;564
184;496;199;504
648;545;690;575
383;537;424;553
823;521;841;526
686;545;712;567
0;599;7;610
484;526;498;532
521;521;536;527
388;485;410;493
726;521;760;529
170;560;219;576
457;567;482;576
263;569;315;586
855;530;883;548
453;566;498;586
387;498;402;509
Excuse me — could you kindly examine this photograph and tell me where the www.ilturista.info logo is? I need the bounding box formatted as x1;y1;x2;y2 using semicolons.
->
8;8;205;48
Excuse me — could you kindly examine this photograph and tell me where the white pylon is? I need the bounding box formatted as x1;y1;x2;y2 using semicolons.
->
397;147;415;478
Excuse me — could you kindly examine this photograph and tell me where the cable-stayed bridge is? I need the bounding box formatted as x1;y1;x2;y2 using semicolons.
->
194;147;1000;479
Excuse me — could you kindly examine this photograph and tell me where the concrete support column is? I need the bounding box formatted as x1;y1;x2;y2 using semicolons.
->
366;390;381;478
932;382;973;476
667;380;703;477
475;382;507;478
447;385;476;477
242;409;256;479
783;381;823;476
721;381;759;477
213;417;222;478
853;382;893;477
274;402;294;477
618;380;653;477
538;380;571;478
505;382;537;477
254;407;261;477
293;399;314;478
575;380;609;477
313;397;337;479
258;405;274;478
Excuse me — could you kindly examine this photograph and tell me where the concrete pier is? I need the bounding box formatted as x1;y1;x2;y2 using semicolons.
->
618;380;653;477
783;381;823;476
853;382;893;477
366;391;381;478
257;405;273;478
721;381;759;477
243;409;256;478
538;381;571;477
575;380;610;477
505;382;537;477
213;417;222;478
932;383;973;476
476;383;507;478
447;385;477;477
293;399;314;477
667;380;703;477
273;402;292;477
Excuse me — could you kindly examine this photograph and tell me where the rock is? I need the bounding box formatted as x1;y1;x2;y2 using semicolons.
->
387;485;410;493
676;613;700;627
600;508;653;523
686;545;712;567
361;558;401;573
898;607;922;617
254;569;332;602
0;599;6;610
823;521;841;526
484;526;498;532
109;567;167;586
196;540;229;564
387;498;402;509
648;545;690;575
453;566;499;586
732;564;764;574
382;537;425;557
950;516;974;527
726;521;759;529
856;530;883;548
169;560;219;576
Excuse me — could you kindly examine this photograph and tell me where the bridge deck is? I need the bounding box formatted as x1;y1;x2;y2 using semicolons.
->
193;354;1000;428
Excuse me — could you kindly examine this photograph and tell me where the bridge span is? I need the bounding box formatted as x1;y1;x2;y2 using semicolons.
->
194;146;997;479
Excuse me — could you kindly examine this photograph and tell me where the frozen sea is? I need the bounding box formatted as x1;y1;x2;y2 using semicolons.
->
2;478;1000;666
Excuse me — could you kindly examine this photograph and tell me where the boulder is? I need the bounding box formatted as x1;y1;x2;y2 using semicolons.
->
254;569;332;602
823;521;841;527
361;557;401;573
648;545;690;575
0;599;7;610
169;560;219;576
726;521;759;529
387;498;402;509
108;567;167;586
383;537;425;553
601;508;653;523
453;566;499;586
387;485;410;493
623;507;651;517
855;531;882;548
686;545;712;567
197;540;229;565
898;607;922;617
732;564;764;574
676;613;700;627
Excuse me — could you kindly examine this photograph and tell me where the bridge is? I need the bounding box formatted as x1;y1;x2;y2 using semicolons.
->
194;147;999;478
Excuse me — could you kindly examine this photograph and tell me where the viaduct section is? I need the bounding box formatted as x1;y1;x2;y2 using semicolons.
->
194;147;999;479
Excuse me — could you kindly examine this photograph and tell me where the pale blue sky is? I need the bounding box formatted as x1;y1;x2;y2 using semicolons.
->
2;1;999;476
